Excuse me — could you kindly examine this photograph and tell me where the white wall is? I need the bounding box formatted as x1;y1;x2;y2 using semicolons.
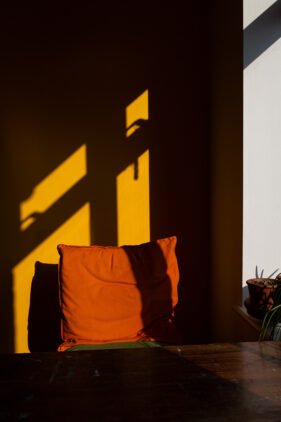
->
243;0;281;294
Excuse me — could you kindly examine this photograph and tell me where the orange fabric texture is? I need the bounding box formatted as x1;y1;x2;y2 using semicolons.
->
57;237;181;351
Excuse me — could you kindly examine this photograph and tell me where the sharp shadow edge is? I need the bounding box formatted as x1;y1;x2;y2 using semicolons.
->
244;0;281;69
123;242;182;344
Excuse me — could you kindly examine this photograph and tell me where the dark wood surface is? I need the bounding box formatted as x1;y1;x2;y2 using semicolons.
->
1;342;281;421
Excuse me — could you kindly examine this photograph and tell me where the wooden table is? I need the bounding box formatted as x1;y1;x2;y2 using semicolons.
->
1;342;281;421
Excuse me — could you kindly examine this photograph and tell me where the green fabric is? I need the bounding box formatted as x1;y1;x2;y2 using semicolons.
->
66;341;173;351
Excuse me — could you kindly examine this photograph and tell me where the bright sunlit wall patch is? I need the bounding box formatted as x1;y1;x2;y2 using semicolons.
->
116;149;150;246
20;144;87;231
126;90;149;138
12;202;91;353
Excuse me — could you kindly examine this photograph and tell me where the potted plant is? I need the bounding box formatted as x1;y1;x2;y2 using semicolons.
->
245;266;280;319
259;281;281;341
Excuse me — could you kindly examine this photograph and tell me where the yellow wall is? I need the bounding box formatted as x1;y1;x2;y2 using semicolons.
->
0;4;252;352
13;203;90;353
117;149;150;246
20;145;87;231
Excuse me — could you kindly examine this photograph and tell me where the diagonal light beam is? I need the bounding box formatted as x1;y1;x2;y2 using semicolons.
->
126;90;149;138
20;144;87;230
13;202;91;353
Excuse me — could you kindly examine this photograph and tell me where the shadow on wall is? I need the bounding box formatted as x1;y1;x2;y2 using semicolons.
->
124;241;181;344
244;0;281;68
0;3;210;352
28;262;61;352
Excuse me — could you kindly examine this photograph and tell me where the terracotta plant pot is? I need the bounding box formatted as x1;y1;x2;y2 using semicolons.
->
245;278;279;319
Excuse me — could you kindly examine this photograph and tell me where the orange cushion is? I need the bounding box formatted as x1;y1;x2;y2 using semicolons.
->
57;236;181;351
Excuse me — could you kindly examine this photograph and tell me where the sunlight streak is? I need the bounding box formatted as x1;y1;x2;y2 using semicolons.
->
20;144;87;230
116;150;150;246
126;90;149;138
13;202;91;353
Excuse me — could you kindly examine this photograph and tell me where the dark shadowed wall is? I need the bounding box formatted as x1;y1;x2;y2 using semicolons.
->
209;0;257;341
0;4;211;352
